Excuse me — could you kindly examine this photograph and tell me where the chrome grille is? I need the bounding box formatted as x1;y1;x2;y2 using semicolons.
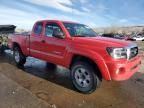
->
129;47;138;59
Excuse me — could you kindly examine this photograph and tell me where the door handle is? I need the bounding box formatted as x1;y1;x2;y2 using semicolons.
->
41;40;45;43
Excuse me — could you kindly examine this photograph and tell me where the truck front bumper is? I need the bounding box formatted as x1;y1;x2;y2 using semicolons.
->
106;55;141;81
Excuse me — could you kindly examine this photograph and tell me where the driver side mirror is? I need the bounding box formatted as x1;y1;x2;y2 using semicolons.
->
53;30;64;39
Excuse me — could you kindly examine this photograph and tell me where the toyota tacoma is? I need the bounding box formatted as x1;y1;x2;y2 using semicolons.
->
8;20;141;93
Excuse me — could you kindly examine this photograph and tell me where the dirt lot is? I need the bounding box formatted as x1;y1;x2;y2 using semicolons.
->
0;42;144;108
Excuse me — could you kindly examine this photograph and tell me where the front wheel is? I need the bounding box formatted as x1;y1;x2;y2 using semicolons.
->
13;47;26;66
71;61;102;94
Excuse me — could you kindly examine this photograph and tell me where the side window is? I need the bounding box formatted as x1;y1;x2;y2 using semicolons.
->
34;22;43;35
45;23;64;37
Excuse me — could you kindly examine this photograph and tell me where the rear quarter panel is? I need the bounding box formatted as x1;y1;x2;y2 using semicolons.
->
8;34;29;56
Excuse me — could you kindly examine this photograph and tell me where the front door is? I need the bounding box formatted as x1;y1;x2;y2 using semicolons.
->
42;22;68;65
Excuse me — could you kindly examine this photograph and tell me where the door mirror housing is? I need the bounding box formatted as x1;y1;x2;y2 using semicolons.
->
53;30;64;39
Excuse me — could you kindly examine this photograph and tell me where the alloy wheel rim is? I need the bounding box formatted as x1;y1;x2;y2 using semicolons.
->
74;67;92;88
14;50;20;63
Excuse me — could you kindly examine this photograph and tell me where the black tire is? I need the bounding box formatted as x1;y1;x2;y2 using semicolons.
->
71;61;102;94
13;46;26;66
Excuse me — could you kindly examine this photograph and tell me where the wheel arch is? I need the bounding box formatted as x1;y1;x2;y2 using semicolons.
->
70;54;102;79
12;42;26;55
69;53;111;80
12;42;21;50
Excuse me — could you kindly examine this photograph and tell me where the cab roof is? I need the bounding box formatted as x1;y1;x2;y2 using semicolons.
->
36;20;79;24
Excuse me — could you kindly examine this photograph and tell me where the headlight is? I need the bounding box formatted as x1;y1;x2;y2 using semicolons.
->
107;47;127;59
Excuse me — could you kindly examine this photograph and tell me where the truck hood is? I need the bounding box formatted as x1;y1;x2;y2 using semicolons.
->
72;36;134;48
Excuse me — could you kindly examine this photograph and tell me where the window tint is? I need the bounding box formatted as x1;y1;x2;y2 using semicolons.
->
63;22;97;37
34;22;43;35
45;23;64;37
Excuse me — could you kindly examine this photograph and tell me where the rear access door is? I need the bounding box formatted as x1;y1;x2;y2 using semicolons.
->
29;22;46;60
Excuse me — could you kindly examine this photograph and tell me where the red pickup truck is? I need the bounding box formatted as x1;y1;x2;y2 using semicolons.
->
8;20;141;93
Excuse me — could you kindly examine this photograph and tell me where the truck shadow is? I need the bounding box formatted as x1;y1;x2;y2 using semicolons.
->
0;51;76;91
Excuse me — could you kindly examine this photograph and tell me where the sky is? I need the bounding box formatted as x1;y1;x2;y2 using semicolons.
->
0;0;144;30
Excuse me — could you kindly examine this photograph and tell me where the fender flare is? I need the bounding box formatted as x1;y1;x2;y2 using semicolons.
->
67;48;111;80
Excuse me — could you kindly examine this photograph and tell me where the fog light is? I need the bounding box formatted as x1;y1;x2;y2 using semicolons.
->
116;67;125;75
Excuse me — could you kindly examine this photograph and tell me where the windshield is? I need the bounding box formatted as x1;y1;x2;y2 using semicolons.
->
63;22;97;37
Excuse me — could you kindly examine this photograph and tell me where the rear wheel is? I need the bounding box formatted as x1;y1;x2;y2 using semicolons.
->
13;46;26;66
71;61;102;94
